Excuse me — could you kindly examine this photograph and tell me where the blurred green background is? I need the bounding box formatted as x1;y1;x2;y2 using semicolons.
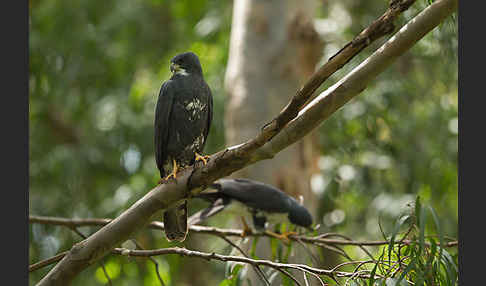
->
29;0;457;285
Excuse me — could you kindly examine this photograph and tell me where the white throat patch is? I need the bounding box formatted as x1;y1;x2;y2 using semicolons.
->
175;69;190;76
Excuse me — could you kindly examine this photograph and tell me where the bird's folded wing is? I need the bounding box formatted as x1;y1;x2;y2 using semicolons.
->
154;81;175;176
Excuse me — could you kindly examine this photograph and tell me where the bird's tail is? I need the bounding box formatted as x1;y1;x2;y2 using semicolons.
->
163;201;188;242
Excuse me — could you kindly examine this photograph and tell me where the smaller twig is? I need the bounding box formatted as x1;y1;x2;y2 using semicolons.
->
315;242;352;260
388;256;410;278
117;247;370;278
29;251;68;272
29;215;459;248
275;268;304;286
28;246;398;282
290;265;327;286
330;260;373;272
312;233;375;261
99;263;113;286
344;269;374;286
303;271;310;286
70;227;112;286
130;239;166;286
294;237;322;266
218;236;270;286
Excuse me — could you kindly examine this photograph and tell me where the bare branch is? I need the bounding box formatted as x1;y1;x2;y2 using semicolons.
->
31;246;393;281
29;215;459;248
130;240;166;286
112;247;369;279
218;236;270;286
69;228;112;286
29;252;69;272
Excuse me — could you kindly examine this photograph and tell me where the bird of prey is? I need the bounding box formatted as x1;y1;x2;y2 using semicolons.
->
189;178;313;240
154;52;213;242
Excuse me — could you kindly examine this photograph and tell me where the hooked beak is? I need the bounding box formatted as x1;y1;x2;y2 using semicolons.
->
170;63;180;73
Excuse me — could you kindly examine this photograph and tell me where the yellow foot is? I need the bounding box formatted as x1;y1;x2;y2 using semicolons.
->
195;152;210;165
240;217;253;237
264;230;298;244
158;159;178;184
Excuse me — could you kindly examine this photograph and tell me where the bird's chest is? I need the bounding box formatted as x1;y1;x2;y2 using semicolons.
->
168;95;208;150
173;96;207;122
165;92;209;165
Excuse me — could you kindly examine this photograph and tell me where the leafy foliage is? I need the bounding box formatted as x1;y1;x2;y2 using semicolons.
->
363;198;458;285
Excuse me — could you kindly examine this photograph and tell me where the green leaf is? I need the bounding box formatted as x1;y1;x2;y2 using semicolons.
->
250;237;259;259
282;241;292;263
396;258;416;285
270;236;278;260
218;279;232;286
415;196;422;227
418;205;428;255
429;237;437;259
368;259;379;286
428;205;444;264
267;269;280;284
219;264;243;286
388;215;410;265
440;249;458;284
282;274;292;286
369;249;385;286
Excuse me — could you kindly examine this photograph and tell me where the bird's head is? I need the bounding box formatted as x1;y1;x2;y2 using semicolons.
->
170;52;203;76
287;203;313;229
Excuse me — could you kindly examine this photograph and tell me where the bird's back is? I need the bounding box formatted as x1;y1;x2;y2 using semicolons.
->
213;178;294;214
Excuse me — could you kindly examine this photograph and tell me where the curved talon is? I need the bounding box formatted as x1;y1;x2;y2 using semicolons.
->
195;152;210;165
157;159;178;185
165;172;177;181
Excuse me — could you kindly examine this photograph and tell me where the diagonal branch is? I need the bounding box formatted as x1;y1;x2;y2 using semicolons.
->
257;0;416;142
36;0;457;284
69;228;112;286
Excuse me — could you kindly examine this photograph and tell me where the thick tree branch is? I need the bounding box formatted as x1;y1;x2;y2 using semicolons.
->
36;0;457;284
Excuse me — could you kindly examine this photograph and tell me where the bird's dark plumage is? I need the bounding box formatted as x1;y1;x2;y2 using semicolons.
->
189;178;313;230
154;52;213;242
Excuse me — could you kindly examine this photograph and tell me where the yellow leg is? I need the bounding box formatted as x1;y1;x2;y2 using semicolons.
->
157;159;178;184
264;230;298;244
195;152;210;165
240;217;252;237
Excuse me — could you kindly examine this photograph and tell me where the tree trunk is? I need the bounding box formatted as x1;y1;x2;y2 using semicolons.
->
224;0;323;284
